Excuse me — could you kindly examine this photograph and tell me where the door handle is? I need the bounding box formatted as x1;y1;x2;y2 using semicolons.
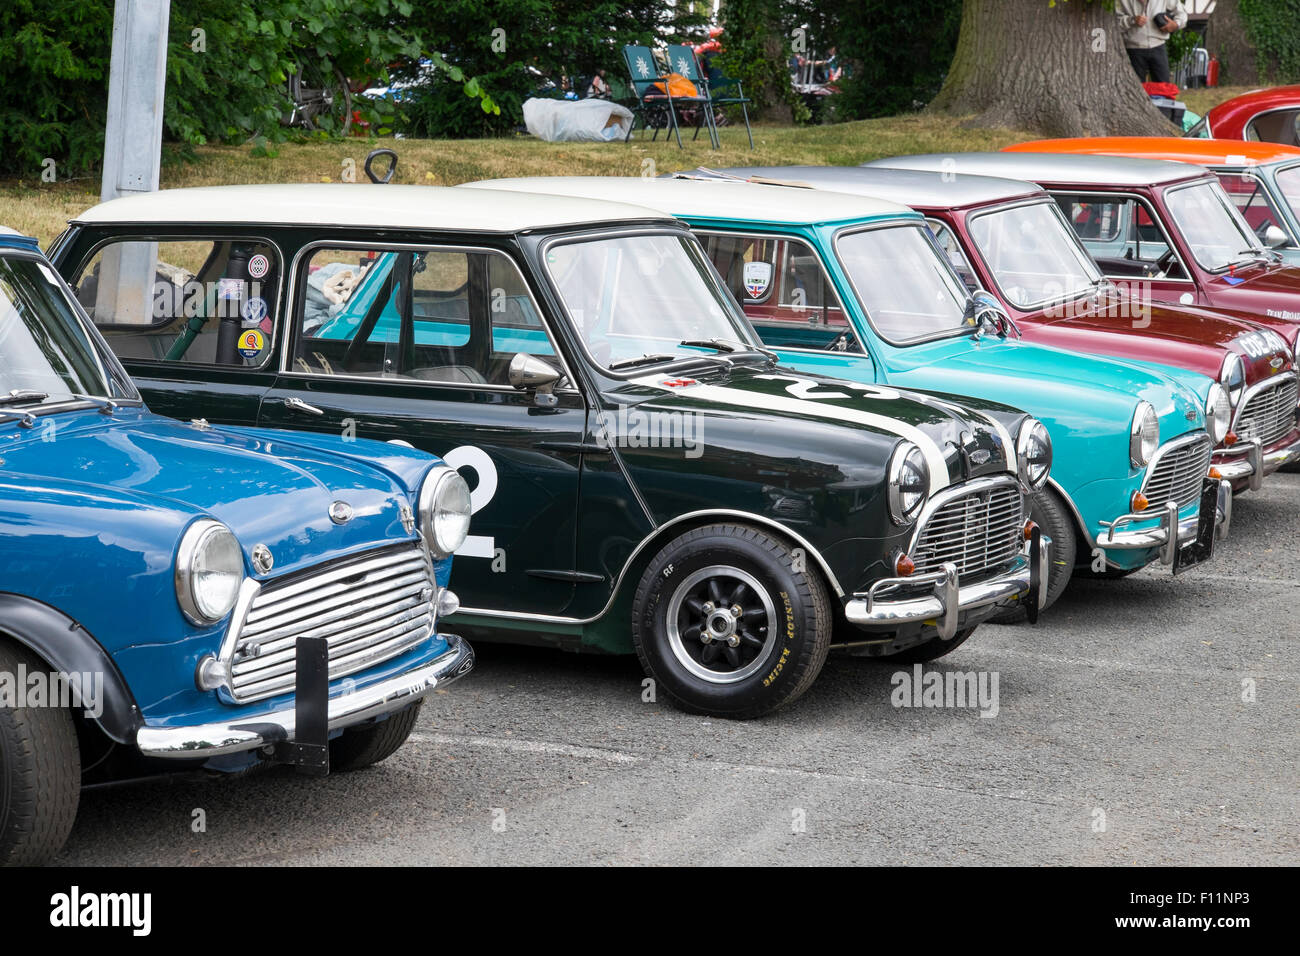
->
284;397;325;416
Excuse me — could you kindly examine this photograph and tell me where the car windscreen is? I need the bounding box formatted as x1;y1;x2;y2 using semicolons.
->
1275;164;1300;224
543;231;762;372
0;254;125;404
834;222;970;344
1164;179;1267;271
968;201;1103;309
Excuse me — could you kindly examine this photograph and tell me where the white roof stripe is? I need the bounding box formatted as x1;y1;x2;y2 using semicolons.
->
463;177;914;224
70;184;675;232
633;373;951;493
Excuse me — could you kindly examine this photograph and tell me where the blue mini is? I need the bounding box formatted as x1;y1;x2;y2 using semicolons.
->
0;230;475;865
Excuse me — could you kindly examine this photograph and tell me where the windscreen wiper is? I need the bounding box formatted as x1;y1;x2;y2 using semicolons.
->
607;353;680;370
1228;248;1270;268
0;389;49;407
680;338;778;362
71;393;131;415
609;350;736;372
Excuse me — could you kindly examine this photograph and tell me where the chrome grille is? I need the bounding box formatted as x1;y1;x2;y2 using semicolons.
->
1142;435;1212;510
912;482;1025;578
227;543;436;703
1236;376;1298;446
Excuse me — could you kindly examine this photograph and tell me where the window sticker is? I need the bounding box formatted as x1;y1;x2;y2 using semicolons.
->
743;261;773;299
247;253;270;279
217;277;245;300
237;328;265;359
241;296;268;326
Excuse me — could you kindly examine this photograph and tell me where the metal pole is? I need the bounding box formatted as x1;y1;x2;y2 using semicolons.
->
96;0;171;326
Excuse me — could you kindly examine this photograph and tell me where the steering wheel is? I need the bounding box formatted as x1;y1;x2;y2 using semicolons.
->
1151;249;1177;279
824;329;857;353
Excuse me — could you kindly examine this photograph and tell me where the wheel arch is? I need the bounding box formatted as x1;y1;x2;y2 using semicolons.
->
605;510;845;624
1043;478;1094;555
0;593;143;745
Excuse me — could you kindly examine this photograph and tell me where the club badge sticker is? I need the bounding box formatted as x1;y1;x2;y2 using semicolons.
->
238;328;266;360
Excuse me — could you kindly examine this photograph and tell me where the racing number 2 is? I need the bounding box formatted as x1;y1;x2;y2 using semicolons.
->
443;445;497;558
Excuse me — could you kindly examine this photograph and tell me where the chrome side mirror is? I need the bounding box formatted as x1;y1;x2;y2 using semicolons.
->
508;353;560;407
1263;224;1290;249
964;290;1010;336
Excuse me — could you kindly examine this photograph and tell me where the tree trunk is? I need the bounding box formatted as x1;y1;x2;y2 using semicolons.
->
1204;0;1259;86
930;0;1177;136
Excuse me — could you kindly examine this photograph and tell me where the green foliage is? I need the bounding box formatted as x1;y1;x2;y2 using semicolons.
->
1241;0;1300;81
717;0;808;122
0;1;113;177
164;0;430;147
793;0;962;120
394;0;701;138
1165;21;1201;71
0;0;499;177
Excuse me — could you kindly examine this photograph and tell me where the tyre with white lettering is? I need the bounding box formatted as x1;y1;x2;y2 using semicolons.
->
0;641;80;866
631;523;832;719
329;700;422;771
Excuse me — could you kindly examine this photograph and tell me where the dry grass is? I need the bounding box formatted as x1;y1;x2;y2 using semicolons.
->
2;113;1035;248
1179;84;1261;116
8;88;1266;249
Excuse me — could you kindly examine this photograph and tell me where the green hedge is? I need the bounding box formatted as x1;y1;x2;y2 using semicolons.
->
1241;0;1300;82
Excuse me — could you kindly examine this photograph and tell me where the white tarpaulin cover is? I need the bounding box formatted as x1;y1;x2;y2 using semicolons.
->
523;98;634;142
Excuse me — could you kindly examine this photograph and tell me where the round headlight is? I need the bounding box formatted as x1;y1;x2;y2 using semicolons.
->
1206;382;1231;445
1220;353;1245;406
1130;401;1159;468
175;519;244;626
887;442;929;525
420;467;472;558
1016;418;1053;490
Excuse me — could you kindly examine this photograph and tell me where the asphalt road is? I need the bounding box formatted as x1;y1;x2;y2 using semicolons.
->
55;475;1299;866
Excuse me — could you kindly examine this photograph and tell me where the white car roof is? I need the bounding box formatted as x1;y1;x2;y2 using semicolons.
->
71;183;675;232
702;165;1046;208
868;152;1211;188
463;177;916;224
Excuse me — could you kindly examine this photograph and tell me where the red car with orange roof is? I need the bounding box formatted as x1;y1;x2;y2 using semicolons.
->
1005;138;1300;266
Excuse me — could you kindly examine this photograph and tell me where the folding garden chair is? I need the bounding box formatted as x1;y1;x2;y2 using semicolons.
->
621;44;712;149
664;44;753;150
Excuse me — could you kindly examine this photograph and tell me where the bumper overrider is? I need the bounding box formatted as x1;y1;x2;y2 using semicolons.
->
1214;435;1300;490
844;530;1051;639
135;633;474;762
1097;477;1231;573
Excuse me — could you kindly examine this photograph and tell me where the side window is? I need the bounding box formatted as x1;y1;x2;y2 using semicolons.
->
1054;195;1185;280
697;232;859;352
72;238;279;367
925;220;981;293
1245;110;1300;148
1215;171;1285;241
294;245;553;386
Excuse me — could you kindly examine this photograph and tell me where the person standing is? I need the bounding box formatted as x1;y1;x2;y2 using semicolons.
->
1117;0;1188;83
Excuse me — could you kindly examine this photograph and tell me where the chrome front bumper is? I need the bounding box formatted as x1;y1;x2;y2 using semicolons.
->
1097;478;1231;568
1214;436;1300;489
843;532;1050;640
136;634;474;759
